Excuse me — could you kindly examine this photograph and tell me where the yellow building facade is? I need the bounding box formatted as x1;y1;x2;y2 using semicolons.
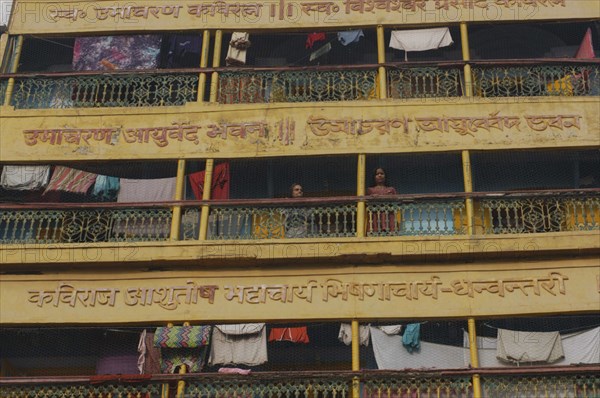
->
0;0;599;397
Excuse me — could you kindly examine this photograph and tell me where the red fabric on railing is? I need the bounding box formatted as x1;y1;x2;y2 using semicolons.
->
189;163;230;200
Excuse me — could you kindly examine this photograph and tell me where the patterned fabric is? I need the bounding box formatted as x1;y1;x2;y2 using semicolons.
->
44;166;97;195
73;35;162;71
0;165;50;190
161;347;208;373
154;326;211;348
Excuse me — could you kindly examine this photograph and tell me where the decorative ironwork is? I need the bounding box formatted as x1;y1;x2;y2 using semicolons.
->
0;383;164;398
207;204;357;239
363;376;472;398
0;208;173;243
218;69;378;104
366;200;466;237
387;66;463;99
186;376;351;398
481;374;599;398
10;73;199;109
472;64;600;98
182;207;201;240
478;194;600;234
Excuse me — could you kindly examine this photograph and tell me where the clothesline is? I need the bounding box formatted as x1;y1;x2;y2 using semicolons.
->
481;322;600;335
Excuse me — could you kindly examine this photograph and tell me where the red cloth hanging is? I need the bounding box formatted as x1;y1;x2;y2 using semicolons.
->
268;327;310;343
188;163;230;200
575;28;595;59
306;33;326;49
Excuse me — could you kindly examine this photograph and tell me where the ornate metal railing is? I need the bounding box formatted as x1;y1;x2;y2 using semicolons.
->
471;62;600;98
0;380;165;398
481;373;599;398
0;207;173;243
476;193;600;234
218;68;378;104
363;374;472;397
185;373;352;398
205;203;357;239
366;200;466;237
10;72;199;109
386;64;464;99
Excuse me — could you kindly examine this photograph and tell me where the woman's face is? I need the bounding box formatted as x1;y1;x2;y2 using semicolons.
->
374;169;386;185
292;184;304;197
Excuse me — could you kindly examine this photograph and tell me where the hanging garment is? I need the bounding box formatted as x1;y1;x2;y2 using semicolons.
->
389;28;453;60
209;324;268;366
96;355;139;375
226;32;251;66
0;165;50;190
154;325;211;348
379;325;403;335
137;330;161;374
218;367;251;374
337;30;364;46
92;175;120;201
268;327;310;343
117;177;176;203
496;328;564;364
44;166;97;195
306;32;326;49
338;323;370;346
370;326;466;370
73;35;162;71
575;28;595;59
402;323;421;353
188;163;230;200
154;326;211;374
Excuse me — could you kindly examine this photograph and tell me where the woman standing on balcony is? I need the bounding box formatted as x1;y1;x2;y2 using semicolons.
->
367;168;398;234
285;183;309;238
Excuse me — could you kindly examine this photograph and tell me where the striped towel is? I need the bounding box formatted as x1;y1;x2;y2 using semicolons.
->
44;166;97;195
154;326;211;348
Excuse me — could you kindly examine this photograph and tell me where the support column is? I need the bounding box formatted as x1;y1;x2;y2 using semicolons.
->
376;25;387;99
460;22;473;97
197;30;211;102
3;35;23;106
209;30;223;103
462;150;475;235
351;320;360;398
468;318;483;398
170;159;187;240
356;154;366;238
199;159;214;240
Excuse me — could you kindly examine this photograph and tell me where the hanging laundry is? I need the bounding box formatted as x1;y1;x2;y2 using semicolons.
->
73;35;162;71
44;166;97;195
96;355;140;375
218;367;251;374
575;28;595;59
137;330;161;374
209;323;268;366
379;325;403;335
390;28;453;60
338;323;370;346
188;162;230;200
370;326;466;369
0;165;50;190
496;328;564;364
226;32;251;66
92;175;120;202
337;30;364;46
306;32;326;49
117;177;176;203
154;326;212;374
402;323;421;353
268;327;310;343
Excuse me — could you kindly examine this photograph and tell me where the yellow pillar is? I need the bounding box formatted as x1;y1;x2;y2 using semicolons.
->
468;318;483;398
170;159;187;241
209;30;223;103
197;30;211;102
199;159;215;240
356;154;366;238
462;150;474;235
376;25;387;99
460;22;473;97
0;33;9;69
3;35;23;106
351;320;360;398
176;364;187;398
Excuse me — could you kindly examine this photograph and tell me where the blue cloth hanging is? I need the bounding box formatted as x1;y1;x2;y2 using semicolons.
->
92;175;120;201
402;323;421;353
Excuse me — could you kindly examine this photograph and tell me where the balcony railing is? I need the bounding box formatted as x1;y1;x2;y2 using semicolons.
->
1;367;598;398
1;191;598;244
218;67;378;104
1;60;597;110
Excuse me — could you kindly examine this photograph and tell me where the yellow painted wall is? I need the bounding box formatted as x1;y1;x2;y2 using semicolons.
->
8;0;600;34
1;99;598;162
1;257;598;324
